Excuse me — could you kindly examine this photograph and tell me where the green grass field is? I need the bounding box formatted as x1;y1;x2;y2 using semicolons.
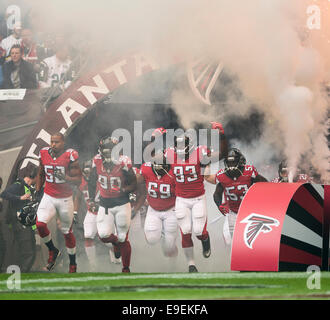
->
0;272;329;300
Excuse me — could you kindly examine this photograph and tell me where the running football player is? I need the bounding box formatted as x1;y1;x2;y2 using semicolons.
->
272;160;313;183
205;148;267;246
135;159;178;258
164;122;228;272
88;136;137;273
35;132;82;273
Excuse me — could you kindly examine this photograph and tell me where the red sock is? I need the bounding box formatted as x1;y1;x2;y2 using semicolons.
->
36;221;50;238
181;232;194;248
119;240;131;268
196;223;209;241
85;238;94;247
64;231;76;249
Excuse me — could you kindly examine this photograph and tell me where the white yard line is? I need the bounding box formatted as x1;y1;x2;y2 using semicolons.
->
0;272;329;286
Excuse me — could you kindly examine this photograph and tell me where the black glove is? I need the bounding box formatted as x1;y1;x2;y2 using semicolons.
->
73;211;78;224
89;201;99;213
34;190;43;202
54;167;65;181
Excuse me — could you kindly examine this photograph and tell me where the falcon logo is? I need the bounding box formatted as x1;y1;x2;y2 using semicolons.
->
240;214;280;249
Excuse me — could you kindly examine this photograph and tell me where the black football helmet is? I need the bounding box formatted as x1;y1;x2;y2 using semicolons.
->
98;136;119;165
224;148;246;173
17;201;39;227
174;134;195;158
278;160;289;182
152;160;171;177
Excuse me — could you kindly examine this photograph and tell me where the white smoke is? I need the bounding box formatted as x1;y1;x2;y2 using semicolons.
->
29;0;329;183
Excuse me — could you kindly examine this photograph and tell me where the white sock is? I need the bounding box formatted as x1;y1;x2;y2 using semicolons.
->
85;245;96;268
183;247;195;266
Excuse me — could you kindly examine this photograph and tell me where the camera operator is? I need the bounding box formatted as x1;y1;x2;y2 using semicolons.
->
0;176;5;272
0;168;38;272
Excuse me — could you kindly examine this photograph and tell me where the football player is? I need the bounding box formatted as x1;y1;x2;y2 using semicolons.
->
164;122;228;272
88;136;137;273
272;160;313;183
35;132;82;273
135;159;178;258
205;148;267;246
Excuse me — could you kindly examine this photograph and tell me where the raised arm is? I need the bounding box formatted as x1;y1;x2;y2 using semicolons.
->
121;168;137;194
133;173;147;213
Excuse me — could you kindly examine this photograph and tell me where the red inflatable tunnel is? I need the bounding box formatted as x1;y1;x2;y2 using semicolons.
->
231;183;329;271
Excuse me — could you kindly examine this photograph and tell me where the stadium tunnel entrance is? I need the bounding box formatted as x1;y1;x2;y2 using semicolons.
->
66;101;181;164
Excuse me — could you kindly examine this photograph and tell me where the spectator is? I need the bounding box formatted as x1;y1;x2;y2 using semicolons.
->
5;4;22;37
0;168;38;273
0;20;22;62
1;43;37;89
0;12;7;41
21;28;45;67
0;176;5;272
38;37;74;91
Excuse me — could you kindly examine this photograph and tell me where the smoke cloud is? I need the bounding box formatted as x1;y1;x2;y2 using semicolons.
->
30;0;329;182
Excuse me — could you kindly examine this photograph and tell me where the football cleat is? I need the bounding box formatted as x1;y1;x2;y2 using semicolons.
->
109;248;122;264
113;244;121;259
201;236;211;258
46;248;61;271
69;264;77;273
122;267;130;273
188;265;198;273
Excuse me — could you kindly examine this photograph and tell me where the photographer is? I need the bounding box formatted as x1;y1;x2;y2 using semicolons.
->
0;168;38;272
0;176;5;272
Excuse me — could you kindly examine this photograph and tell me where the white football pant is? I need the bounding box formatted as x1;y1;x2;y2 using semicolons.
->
96;202;131;243
223;211;237;246
83;211;98;239
37;193;74;234
144;206;178;257
175;194;207;236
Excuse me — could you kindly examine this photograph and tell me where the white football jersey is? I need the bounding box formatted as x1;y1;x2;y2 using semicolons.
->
0;34;21;57
39;54;72;89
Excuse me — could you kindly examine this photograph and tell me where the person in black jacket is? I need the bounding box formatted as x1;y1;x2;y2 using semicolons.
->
0;168;38;272
1;43;37;89
0;176;5;272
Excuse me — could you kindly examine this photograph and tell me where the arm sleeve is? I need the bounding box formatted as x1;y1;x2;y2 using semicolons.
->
213;183;224;207
0;183;22;201
87;167;98;201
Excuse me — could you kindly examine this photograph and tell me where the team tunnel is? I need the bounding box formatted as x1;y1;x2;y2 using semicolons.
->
5;51;327;273
4;55;267;273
